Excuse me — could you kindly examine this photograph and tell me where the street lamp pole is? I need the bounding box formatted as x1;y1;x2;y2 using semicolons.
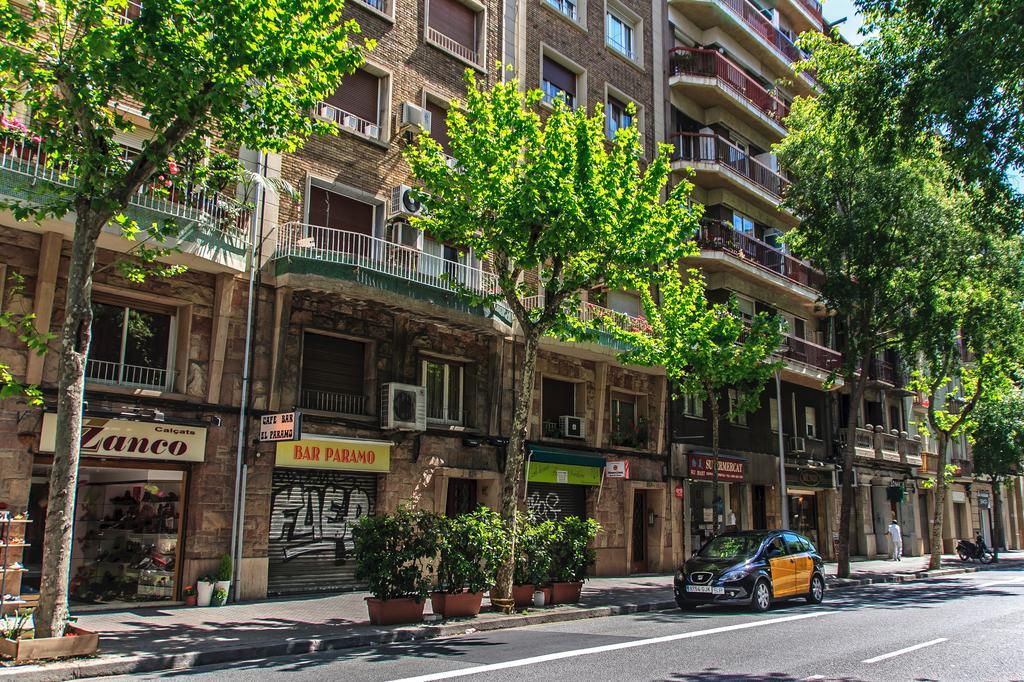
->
776;369;789;530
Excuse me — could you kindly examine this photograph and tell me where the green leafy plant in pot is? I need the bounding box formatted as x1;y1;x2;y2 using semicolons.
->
353;507;441;625
210;587;228;607
214;553;232;600
512;513;555;608
549;517;601;604
432;506;511;618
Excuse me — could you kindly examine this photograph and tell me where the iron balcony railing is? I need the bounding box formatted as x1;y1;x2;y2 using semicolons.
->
0;138;246;233
300;388;368;416
697;220;823;290
85;358;172;391
708;0;815;83
672;133;790;200
314;101;381;140
780;334;842;372
426;26;480;65
866;357;897;385
273;222;500;299
522;296;652;336
668;47;791;124
427;404;465;424
795;0;823;21
951;458;974;477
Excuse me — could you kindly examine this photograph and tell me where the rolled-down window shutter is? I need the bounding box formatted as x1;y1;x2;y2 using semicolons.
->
542;57;577;97
429;0;477;52
325;69;380;124
425;101;451;153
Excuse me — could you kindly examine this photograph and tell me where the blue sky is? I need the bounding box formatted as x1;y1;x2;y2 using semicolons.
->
821;0;867;43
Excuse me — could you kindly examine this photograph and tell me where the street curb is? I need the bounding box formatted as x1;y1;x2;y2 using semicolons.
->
0;563;1007;681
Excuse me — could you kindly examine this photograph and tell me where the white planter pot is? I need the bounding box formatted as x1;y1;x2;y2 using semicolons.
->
196;581;215;607
215;580;231;594
532;590;545;607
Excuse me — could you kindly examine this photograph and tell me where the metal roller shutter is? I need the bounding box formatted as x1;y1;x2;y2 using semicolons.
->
526;482;587;522
267;469;378;596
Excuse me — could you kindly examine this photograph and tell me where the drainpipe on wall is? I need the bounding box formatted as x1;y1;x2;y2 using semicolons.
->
776;370;789;530
229;149;268;601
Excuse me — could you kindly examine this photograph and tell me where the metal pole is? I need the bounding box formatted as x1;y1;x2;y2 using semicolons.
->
229;150;266;599
776;370;789;530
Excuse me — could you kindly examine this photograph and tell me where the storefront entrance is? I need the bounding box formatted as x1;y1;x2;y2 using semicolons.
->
631;491;648;573
788;491;819;548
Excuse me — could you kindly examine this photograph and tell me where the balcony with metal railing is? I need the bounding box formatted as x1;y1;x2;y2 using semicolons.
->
271;222;510;322
313;101;382;141
780;334;841;372
522;296;651;351
668;48;790;137
695;220;822;295
425;26;481;66
667;0;817;89
671;133;794;218
951;458;974;478
0;138;248;271
777;0;823;33
299;389;368;416
85;358;174;391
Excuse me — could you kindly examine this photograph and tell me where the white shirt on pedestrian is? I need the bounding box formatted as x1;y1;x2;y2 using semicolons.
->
888;522;902;544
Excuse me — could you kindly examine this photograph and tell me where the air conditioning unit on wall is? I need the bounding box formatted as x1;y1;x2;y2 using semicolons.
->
381;383;426;431
389;184;424;220
559;415;585;439
400;102;433;132
789;436;806;454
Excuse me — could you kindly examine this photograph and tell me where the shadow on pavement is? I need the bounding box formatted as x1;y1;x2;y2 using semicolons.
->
665;672;868;682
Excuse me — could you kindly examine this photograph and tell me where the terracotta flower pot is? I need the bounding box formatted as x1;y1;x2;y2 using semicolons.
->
184;595;198;606
541;585;553;605
511;584;535;608
430;591;483;618
365;597;426;626
551;581;583;604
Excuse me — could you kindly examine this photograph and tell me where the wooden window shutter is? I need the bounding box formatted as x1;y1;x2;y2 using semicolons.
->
425;101;451;153
542;57;577;96
429;0;477;51
325;69;380;124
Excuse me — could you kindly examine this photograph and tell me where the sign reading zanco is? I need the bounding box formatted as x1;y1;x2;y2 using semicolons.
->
275;436;391;473
40;414;207;462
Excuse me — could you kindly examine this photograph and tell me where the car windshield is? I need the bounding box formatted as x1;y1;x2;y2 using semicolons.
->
697;535;765;560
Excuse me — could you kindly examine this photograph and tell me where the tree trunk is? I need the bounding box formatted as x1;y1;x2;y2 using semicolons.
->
709;387;720;536
837;369;868;578
928;430;949;570
34;208;105;638
492;330;540;612
991;476;1002;560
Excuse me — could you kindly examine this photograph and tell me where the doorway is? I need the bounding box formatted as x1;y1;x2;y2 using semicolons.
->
752;485;768;530
631;490;648;573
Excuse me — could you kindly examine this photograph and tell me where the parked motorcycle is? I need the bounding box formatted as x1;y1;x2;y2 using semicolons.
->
956;535;995;564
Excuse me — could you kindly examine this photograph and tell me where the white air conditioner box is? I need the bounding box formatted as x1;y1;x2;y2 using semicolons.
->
400;102;433;132
389;184;425;220
559;415;585;439
381;383;427;431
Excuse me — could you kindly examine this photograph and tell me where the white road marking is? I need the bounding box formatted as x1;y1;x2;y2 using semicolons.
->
975;576;1024;589
861;638;948;664
387;612;835;682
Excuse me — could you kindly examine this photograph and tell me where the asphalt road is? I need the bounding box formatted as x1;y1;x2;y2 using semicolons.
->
101;567;1024;682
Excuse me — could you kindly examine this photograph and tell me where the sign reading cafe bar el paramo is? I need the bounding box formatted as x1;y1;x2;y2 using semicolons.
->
39;413;208;462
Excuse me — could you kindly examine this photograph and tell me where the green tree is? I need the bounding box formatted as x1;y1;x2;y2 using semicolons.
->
0;0;370;637
905;234;1024;568
404;74;697;610
775;34;974;577
613;267;782;535
972;387;1024;555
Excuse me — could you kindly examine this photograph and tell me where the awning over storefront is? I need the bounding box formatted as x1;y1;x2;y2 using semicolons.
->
526;445;604;486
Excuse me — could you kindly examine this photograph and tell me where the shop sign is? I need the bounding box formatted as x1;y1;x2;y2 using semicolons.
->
606;460;629;479
674;483;684;499
688;454;744;482
40;413;207;462
259;411;301;442
527;461;602;486
951;490;967;503
275;435;391;473
978;492;990;509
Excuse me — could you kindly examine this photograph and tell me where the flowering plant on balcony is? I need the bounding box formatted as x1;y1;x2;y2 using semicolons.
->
610;416;648;448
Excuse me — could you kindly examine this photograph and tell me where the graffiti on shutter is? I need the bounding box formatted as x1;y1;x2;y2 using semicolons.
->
526;482;587;522
267;469;377;595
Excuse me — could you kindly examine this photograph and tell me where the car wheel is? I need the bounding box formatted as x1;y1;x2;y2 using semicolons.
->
676;599;697;611
751;579;772;612
806;574;825;604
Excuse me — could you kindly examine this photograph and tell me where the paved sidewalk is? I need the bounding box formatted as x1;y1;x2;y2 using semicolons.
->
4;551;1021;680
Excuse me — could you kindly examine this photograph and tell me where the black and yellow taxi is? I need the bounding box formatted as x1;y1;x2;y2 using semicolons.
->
674;530;825;612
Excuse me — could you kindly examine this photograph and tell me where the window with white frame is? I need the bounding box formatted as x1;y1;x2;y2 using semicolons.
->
545;0;578;21
423;358;464;423
542;55;579;108
681;392;704;418
87;300;174;390
804;406;818;438
426;0;484;66
316;67;387;140
728;388;748;426
732;210;755;235
606;94;634;139
606;8;636;60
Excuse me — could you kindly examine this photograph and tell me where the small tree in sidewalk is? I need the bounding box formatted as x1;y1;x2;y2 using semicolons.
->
0;0;371;637
610;266;782;535
404;73;698;611
971;387;1024;557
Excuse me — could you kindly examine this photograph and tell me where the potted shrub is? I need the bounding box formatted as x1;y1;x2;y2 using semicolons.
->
0;610;99;663
512;514;554;608
432;506;510;618
549;517;601;604
183;584;197;607
215;553;233;600
210;587;229;607
196;575;215;607
353;507;440;625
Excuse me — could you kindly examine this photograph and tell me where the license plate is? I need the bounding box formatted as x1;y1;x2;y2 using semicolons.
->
685;585;724;594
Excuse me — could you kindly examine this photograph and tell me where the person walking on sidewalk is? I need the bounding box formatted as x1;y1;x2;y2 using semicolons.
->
886;519;903;561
